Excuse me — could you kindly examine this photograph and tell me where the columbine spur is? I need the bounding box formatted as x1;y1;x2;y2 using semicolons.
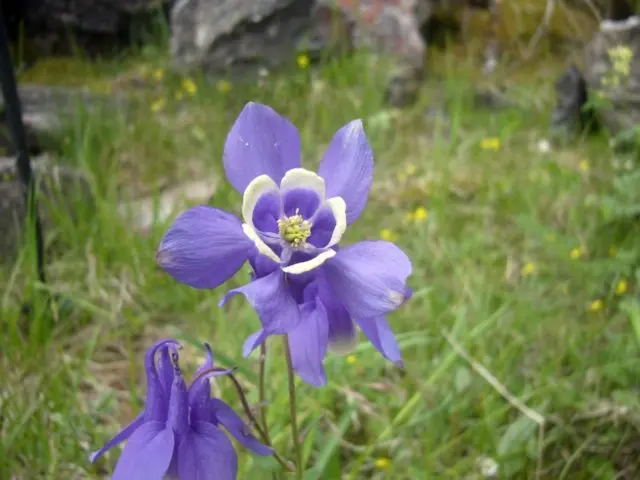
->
157;102;412;387
89;339;272;479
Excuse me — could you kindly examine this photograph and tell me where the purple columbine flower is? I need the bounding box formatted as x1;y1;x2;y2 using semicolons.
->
157;102;412;387
89;339;272;480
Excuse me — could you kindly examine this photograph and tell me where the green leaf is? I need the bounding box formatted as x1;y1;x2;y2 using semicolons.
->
454;366;472;392
619;298;640;347
497;414;538;457
304;409;353;480
302;415;322;471
248;455;282;473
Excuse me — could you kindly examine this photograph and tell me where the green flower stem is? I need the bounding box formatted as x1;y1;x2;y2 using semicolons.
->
259;341;272;444
284;335;303;479
259;342;280;480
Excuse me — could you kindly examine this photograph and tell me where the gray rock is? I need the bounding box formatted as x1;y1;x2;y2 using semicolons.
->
170;0;491;106
337;0;432;107
565;0;635;21
583;16;640;136
170;0;431;105
169;1;493;106
551;64;590;134
12;0;171;52
0;84;126;155
0;155;93;264
170;0;315;77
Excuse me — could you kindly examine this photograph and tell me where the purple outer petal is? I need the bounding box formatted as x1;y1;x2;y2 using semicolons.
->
223;102;301;193
144;339;181;422
356;316;403;367
194;343;215;377
317;120;373;224
112;421;175;480
157;206;253;289
242;329;269;357
188;378;214;425
323;241;412;319
211;398;274;456
220;270;301;339
325;297;356;353
156;347;176;397
250;251;280;279
168;365;189;436
189;371;234;425
289;301;329;387
177;422;238;480
88;413;144;463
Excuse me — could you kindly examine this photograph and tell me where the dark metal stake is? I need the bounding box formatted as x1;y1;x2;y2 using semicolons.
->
0;11;46;285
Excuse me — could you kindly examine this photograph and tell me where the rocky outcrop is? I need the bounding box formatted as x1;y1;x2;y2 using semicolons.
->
170;0;316;77
0;85;126;155
551;17;640;139
551;64;591;134
583;16;640;136
3;0;171;54
0;84;130;264
169;0;487;107
565;0;636;21
0;155;93;263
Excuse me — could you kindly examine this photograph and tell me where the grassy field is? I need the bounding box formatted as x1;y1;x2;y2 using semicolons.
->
1;34;639;479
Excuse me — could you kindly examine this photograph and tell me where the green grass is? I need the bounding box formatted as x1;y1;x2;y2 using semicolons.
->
1;42;639;480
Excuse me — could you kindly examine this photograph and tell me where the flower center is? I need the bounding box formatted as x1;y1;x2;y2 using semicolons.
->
277;211;311;247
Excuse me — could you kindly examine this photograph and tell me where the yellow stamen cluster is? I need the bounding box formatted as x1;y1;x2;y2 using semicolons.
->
278;212;311;247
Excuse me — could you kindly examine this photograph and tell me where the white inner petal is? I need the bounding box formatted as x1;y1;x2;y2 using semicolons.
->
242;174;279;226
324;197;347;247
281;249;336;275
241;223;280;263
279;168;326;201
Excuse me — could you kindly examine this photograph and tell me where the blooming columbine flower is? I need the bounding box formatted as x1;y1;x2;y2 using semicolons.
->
89;339;271;480
157;103;412;387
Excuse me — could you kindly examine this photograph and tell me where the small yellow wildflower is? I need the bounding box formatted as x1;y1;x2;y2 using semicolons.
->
217;79;232;94
395;171;407;183
405;163;417;175
413;206;428;223
521;262;536;277
480;137;501;151
589;299;604;312
374;457;391;470
579;159;590;172
346;355;357;365
296;53;310;69
380;229;397;242
609;245;618;257
151;98;166;113
182;78;197;96
153;68;164;81
615;279;628;295
570;247;584;260
405;211;415;222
